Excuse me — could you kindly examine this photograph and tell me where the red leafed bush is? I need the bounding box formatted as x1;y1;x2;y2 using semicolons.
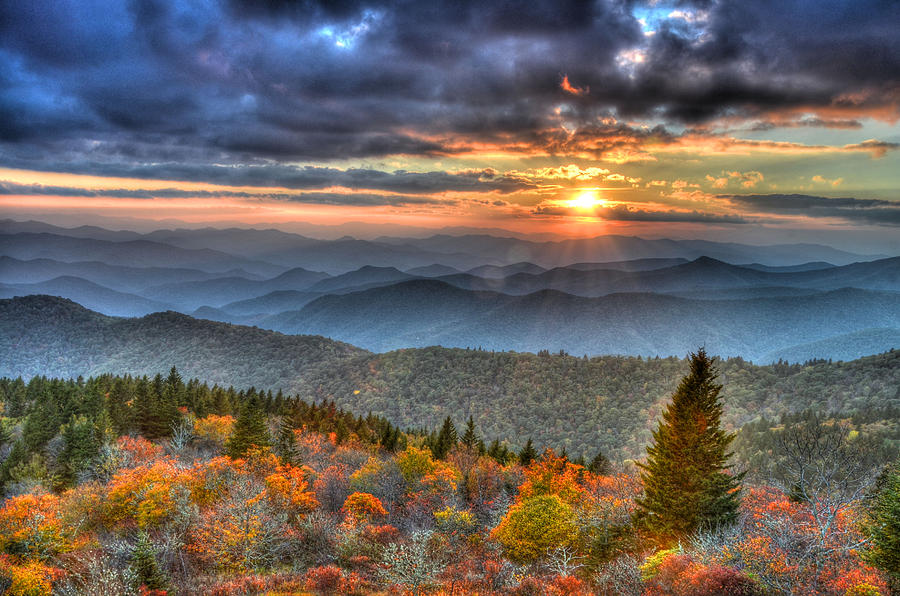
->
305;565;344;594
645;552;761;596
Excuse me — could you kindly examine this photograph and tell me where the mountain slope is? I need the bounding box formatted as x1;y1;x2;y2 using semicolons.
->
270;280;900;360
0;295;365;387
2;296;897;460
142;266;329;310
0;256;259;292
0;232;285;277
0;276;173;317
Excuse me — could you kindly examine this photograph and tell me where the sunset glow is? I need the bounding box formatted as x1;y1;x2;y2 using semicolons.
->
568;191;607;212
0;0;894;251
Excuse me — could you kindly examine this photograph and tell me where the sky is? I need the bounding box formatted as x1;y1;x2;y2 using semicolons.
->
1;0;899;250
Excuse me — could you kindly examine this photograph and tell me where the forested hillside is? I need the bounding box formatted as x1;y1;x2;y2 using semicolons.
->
3;296;898;461
300;347;900;459
0;295;363;387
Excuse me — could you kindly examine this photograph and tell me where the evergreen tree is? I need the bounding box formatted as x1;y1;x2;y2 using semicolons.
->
588;450;612;475
461;416;479;449
131;530;168;592
59;414;99;487
274;416;299;464
518;438;537;467
432;416;458;459
863;463;900;592
637;349;742;542
225;393;271;458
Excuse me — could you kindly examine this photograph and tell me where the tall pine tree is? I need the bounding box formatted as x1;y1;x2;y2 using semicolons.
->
225;393;271;458
637;349;742;542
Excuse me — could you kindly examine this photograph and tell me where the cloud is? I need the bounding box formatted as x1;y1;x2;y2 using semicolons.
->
0;180;453;206
726;193;900;225
560;75;588;96
0;164;535;195
0;0;895;171
533;202;747;223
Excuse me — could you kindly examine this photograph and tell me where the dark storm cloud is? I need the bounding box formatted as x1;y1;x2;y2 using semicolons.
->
727;194;900;225
0;0;897;172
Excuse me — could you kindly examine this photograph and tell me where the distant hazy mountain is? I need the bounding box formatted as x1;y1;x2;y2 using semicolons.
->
466;262;548;278
141;267;330;310
563;258;690;271
0;256;260;292
405;264;462;277
762;328;900;363
0;232;285;277
306;266;415;293
267;279;900;361
219;290;323;316
739;261;835;273
0;295;363;385
2;220;882;274
433;256;900;297
379;233;881;267
0;276;173;317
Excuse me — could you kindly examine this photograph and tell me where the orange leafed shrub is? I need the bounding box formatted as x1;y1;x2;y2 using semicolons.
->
117;436;164;465
342;492;387;524
0;556;62;596
0;494;70;559
518;450;588;506
104;459;190;529
193;414;235;445
264;464;319;515
643;551;761;596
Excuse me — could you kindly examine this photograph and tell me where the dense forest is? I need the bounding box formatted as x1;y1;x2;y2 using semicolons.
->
4;296;899;462
0;358;897;595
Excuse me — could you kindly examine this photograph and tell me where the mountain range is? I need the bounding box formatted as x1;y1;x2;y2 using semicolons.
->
2;295;898;459
1;219;898;362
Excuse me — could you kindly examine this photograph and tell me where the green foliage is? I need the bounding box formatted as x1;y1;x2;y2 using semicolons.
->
130;530;168;592
58;415;100;487
862;462;900;590
225;392;271;459
430;416;458;460
638;349;743;542
519;438;537;467
492;494;577;563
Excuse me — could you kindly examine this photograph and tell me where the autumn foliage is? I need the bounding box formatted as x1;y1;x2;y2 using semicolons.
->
0;371;892;595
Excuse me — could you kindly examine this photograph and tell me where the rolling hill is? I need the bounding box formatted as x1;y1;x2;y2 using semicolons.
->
0;295;364;387
268;279;900;360
2;295;897;460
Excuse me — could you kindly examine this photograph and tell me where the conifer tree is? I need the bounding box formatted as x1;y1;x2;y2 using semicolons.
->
461;416;479;449
432;416;458;459
518;438;537;466
274;415;300;464
637;349;742;541
225;393;271;458
588;450;612;475
131;530;168;592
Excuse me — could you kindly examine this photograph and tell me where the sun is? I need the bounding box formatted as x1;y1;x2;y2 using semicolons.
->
568;190;606;211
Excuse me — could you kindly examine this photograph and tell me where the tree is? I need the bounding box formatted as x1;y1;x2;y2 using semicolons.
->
588;450;611;475
862;463;900;592
131;530;168;592
460;416;479;449
225;393;271;459
519;438;537;467
637;349;742;542
432;416;458;460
